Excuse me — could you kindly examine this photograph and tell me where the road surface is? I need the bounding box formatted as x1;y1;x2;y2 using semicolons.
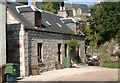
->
18;66;118;81
57;67;118;81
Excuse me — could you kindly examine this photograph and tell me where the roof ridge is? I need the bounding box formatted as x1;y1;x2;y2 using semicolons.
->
16;4;63;18
65;3;88;5
7;2;85;36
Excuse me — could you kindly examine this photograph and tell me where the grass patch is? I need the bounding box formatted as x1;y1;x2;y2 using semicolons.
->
101;60;119;68
74;15;88;18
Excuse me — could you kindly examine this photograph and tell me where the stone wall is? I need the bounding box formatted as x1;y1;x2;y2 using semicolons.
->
7;10;85;77
24;30;85;75
58;10;68;18
87;40;119;63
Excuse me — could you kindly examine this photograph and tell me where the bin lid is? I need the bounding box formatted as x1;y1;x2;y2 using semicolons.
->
4;63;17;66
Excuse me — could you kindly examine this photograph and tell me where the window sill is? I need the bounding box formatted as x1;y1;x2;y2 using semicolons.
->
38;62;45;67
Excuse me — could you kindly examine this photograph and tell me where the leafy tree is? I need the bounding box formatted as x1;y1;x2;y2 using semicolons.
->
16;0;28;5
86;2;119;49
79;23;88;34
100;2;119;41
86;4;102;48
39;2;60;14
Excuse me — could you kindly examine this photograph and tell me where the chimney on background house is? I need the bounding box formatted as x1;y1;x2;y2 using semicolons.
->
70;0;72;4
95;0;98;4
32;0;36;6
60;0;65;10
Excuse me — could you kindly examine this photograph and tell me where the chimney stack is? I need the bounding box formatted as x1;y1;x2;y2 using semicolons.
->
70;0;72;4
60;1;64;10
95;0;98;4
32;0;36;6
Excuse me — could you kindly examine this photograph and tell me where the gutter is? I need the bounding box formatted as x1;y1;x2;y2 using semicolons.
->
24;28;85;37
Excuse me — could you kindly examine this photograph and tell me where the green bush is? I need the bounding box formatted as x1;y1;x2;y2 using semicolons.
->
55;61;61;65
74;59;78;64
88;46;98;51
113;52;120;57
31;65;38;69
74;15;88;18
68;39;79;54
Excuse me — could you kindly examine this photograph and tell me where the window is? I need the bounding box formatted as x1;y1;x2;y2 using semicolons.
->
64;44;67;57
35;11;41;27
76;28;79;34
38;43;43;63
58;44;61;61
77;9;80;14
76;23;79;34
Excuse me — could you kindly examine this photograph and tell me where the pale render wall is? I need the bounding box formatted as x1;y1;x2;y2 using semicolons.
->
0;0;6;65
7;10;25;76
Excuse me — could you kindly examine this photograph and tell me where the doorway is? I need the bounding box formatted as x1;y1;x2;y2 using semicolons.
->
58;44;61;61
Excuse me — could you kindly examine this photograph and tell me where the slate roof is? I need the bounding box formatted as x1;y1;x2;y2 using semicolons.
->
64;3;89;13
7;2;35;30
18;7;33;13
7;2;81;35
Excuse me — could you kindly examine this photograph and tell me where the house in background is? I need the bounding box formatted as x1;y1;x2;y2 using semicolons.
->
6;2;85;77
58;2;90;19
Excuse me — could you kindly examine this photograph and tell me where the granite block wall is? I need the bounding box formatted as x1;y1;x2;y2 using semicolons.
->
24;30;85;75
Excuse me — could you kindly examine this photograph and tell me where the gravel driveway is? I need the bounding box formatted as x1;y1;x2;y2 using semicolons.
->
18;66;118;81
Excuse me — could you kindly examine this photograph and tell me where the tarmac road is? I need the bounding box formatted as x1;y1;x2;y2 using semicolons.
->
18;66;118;81
57;67;119;81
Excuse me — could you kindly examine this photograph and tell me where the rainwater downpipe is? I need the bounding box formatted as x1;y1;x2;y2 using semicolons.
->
26;31;29;76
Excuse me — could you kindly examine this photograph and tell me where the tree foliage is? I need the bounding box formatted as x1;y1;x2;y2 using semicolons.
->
86;2;120;48
16;0;28;5
39;2;60;14
68;39;79;54
79;23;88;34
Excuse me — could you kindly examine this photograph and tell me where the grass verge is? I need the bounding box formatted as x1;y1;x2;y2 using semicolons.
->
101;60;119;68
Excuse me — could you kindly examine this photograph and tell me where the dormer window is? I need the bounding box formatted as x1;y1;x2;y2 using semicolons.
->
35;11;41;27
76;23;80;34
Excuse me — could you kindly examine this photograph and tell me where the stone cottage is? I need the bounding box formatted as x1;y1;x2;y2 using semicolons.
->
6;2;85;77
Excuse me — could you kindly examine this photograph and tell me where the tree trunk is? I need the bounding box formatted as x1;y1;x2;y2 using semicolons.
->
94;30;97;48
